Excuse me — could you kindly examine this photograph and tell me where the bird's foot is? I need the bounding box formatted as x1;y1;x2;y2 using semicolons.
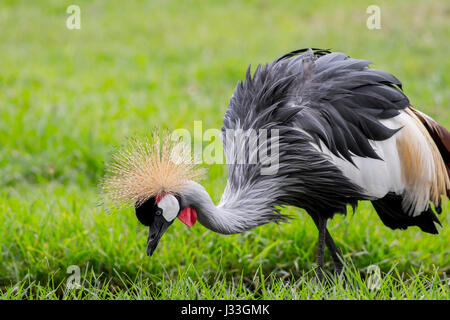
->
332;267;348;286
313;266;326;285
314;266;348;287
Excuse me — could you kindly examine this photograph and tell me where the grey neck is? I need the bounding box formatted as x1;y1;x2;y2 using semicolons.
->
181;181;286;235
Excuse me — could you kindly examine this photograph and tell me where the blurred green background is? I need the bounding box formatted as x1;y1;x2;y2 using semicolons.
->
0;0;448;298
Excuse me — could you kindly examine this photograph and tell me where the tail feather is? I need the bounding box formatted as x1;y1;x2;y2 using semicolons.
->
409;106;450;197
372;193;441;234
371;107;449;234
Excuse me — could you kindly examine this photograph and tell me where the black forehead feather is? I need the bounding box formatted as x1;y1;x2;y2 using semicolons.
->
135;196;157;226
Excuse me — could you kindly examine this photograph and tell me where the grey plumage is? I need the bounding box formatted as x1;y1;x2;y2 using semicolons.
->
220;48;409;221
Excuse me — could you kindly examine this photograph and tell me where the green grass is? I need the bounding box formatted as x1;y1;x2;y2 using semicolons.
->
0;0;449;299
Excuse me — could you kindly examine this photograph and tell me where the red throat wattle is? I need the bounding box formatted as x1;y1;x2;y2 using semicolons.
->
178;207;197;227
155;193;197;227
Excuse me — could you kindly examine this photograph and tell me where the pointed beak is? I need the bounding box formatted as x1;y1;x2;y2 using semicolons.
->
146;215;171;257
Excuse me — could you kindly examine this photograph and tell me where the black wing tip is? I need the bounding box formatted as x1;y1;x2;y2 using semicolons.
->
372;193;442;235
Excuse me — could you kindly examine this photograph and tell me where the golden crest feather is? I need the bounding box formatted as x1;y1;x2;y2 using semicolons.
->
100;131;205;210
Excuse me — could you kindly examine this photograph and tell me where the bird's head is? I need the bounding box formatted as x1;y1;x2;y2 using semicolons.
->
101;133;204;257
135;193;197;256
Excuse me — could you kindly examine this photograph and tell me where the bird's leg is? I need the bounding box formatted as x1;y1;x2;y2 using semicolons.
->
316;216;327;282
309;213;344;274
324;230;344;275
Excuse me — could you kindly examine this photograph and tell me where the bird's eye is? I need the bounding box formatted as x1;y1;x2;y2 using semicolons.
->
155;208;163;216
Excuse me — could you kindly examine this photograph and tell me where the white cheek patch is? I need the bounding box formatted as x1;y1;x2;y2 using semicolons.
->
157;194;180;222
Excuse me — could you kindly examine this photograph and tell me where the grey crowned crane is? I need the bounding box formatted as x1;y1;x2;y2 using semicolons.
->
102;48;450;277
